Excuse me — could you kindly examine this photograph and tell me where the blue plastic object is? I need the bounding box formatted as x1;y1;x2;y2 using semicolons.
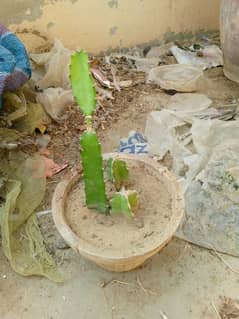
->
0;24;31;108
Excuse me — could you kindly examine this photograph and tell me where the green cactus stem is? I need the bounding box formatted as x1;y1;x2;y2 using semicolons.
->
107;158;129;191
110;189;139;218
70;50;108;214
70;51;96;117
80;130;108;214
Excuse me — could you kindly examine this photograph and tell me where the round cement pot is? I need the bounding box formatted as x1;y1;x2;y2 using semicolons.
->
52;153;184;272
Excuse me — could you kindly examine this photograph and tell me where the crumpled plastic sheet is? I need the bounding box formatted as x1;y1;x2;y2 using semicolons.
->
147;64;203;92
1;91;48;135
36;88;74;122
171;44;223;70
31;39;73;90
145;94;239;256
177;121;239;256
0;150;62;282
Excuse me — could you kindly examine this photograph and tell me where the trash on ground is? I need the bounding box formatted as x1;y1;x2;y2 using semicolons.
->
36;134;51;150
96;85;114;101
0;127;23;149
119;131;148;154
165;93;212;121
36;88;74;121
42;155;69;177
171;44;223;70
109;53;161;73
119;80;133;88
0;150;62;282
145;42;174;58
13;102;48;134
91;66;113;89
147;64;203;92
145;95;239;256
219;297;239;319
31;39;73;90
2;92;27;123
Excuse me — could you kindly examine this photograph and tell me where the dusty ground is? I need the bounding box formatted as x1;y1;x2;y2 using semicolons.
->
1;238;239;319
1;45;239;318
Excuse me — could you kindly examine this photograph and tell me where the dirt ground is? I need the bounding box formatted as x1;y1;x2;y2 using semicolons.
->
1;44;239;318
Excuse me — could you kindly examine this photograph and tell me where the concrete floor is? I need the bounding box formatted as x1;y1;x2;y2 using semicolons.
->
1;237;239;319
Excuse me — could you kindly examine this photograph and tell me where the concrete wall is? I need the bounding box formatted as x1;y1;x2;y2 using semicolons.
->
1;0;220;53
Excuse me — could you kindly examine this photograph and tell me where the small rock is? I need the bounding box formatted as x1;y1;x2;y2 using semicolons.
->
135;218;144;229
57;239;70;250
96;215;115;226
144;231;154;238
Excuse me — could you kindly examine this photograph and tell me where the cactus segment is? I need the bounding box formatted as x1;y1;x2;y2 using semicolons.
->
127;190;139;214
106;158;114;182
70;51;96;116
110;188;138;218
80;131;108;214
110;192;132;218
107;158;129;191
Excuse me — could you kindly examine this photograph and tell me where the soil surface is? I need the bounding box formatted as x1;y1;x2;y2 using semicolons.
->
66;160;172;257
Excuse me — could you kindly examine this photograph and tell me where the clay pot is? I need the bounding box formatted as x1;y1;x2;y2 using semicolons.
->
221;0;239;83
52;153;184;272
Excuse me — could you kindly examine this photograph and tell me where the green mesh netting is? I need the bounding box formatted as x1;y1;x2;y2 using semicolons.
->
0;150;63;282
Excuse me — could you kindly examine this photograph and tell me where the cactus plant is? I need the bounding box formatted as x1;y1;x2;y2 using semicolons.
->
70;51;108;214
70;50;139;217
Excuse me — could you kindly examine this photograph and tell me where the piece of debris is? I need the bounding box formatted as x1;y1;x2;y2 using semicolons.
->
145;93;239;257
119;131;148;154
145;42;174;58
147;64;203;92
119;80;133;88
159;310;169;319
31;39;73;90
219;297;239;319
13;102;48;135
36;134;51;150
36;88;74;122
165;93;212;121
110;65;121;91
91;66;113;89
100;277;157;295
110;53;160;73
171;44;223;70
42;156;69;177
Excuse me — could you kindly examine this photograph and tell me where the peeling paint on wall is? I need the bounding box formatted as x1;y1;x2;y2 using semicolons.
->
4;0;220;53
109;26;118;35
0;0;78;25
108;0;118;8
47;22;55;29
